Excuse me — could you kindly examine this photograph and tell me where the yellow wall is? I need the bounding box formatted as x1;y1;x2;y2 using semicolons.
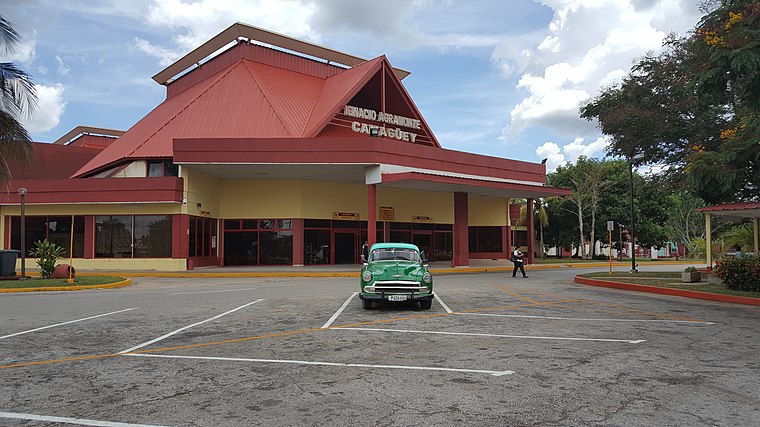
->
183;168;221;217
300;181;364;218
377;187;453;223
469;197;508;226
218;179;303;218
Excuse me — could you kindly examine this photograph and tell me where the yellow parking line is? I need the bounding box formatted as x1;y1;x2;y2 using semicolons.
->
0;353;120;370
492;284;542;305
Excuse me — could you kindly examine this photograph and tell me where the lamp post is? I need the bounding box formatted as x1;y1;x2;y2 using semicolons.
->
18;188;27;280
627;155;643;273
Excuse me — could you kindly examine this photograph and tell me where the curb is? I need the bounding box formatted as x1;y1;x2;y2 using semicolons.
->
0;278;132;293
35;261;701;278
574;275;760;306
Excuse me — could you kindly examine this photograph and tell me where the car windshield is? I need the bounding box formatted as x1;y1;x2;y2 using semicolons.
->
369;248;420;262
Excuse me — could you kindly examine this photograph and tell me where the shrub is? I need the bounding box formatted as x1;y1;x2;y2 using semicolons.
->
29;240;64;279
684;266;698;273
714;257;760;292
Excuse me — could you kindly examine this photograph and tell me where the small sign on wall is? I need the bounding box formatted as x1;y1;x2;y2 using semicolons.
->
379;206;395;221
412;216;433;223
333;212;360;220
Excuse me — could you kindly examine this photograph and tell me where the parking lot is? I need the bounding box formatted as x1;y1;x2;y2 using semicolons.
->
1;266;758;426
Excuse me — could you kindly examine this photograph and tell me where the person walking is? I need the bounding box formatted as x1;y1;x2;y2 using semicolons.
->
361;240;369;263
511;248;527;278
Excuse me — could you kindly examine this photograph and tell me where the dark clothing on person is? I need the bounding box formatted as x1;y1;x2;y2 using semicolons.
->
512;249;527;278
361;242;369;263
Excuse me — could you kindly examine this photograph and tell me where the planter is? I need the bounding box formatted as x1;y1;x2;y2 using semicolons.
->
681;271;701;283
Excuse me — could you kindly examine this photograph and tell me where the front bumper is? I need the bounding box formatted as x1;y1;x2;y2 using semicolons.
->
360;286;433;302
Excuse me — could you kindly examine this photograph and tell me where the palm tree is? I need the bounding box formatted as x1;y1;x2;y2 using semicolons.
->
519;198;551;259
0;14;36;184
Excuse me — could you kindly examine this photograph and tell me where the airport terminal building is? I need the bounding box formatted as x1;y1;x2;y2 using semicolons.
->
2;23;569;271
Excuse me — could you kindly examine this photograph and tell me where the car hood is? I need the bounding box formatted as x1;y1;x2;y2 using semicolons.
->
366;262;426;280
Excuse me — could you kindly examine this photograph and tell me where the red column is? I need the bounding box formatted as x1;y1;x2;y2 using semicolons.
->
84;215;95;259
502;226;509;259
368;184;377;247
292;218;304;266
172;214;190;259
527;198;535;265
452;192;469;267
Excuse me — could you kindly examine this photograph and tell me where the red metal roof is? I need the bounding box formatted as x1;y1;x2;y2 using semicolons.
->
10;143;102;180
698;202;760;218
73;44;424;178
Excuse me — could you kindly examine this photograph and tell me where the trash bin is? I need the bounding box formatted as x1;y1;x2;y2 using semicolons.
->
0;250;19;277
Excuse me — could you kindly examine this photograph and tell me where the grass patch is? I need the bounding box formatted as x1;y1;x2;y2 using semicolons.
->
581;272;760;299
0;276;126;289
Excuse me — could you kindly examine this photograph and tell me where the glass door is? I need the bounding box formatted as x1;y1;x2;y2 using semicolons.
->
334;232;358;264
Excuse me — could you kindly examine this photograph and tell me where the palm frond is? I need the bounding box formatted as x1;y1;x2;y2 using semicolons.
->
0;15;20;56
0;108;35;182
0;62;37;118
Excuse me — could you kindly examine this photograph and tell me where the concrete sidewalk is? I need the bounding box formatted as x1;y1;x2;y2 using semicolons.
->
53;259;702;277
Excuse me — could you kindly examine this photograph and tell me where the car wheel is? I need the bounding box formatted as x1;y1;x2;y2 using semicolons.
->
419;300;432;310
362;299;373;310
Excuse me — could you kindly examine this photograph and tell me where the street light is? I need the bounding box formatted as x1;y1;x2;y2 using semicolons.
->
627;154;644;273
18;188;27;280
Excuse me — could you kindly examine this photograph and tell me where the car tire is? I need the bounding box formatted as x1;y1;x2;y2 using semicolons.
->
419;300;432;310
362;299;373;310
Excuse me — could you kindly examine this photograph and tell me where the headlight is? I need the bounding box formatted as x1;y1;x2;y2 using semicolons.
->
362;271;372;282
423;273;432;284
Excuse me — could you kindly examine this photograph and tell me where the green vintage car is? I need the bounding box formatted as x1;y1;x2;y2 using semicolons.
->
359;243;434;310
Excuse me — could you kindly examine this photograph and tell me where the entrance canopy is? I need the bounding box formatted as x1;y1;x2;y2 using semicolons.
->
699;202;760;267
172;136;570;199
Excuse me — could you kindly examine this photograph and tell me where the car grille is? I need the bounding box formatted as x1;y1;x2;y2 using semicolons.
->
369;281;428;291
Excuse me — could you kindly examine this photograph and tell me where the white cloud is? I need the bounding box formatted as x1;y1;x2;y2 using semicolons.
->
55;55;70;76
502;0;703;139
132;0;317;66
7;35;36;64
22;84;66;133
536;141;566;171
536;135;611;171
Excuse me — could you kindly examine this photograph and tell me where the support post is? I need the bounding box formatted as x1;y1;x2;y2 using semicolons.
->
452;192;469;267
705;213;712;271
527;198;535;265
292;218;304;266
368;184;377;247
754;218;758;257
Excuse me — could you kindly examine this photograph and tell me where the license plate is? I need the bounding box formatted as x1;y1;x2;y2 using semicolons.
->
387;294;408;302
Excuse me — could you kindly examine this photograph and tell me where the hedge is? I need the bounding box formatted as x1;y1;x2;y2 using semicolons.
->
714;257;760;292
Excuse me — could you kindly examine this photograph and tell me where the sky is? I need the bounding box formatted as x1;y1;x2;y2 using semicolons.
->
5;0;704;171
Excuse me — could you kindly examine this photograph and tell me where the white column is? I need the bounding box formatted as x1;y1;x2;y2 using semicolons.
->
705;213;712;269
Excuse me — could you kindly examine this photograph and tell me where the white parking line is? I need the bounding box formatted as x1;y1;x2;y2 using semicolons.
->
124;353;514;377
168;288;256;295
119;299;264;354
459;312;715;325
0;308;138;341
334;327;645;344
434;293;453;313
0;411;169;427
321;292;358;329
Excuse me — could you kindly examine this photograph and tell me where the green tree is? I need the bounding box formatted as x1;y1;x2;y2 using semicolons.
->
0;15;36;183
665;191;707;256
519;198;551;259
580;1;760;203
547;157;614;259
